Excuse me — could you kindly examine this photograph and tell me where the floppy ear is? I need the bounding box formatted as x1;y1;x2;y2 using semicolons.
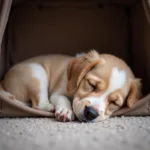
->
67;50;105;95
126;78;142;108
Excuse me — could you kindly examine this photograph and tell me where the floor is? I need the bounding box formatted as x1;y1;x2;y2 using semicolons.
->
0;117;150;150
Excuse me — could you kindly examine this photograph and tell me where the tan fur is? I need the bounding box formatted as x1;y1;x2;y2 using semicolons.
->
1;55;72;109
69;50;142;121
126;79;142;107
0;50;142;122
67;50;105;95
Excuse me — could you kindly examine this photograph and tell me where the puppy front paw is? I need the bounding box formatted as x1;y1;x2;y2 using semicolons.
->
55;106;75;122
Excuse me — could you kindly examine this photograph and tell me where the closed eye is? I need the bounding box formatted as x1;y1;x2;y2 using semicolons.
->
87;80;96;91
108;101;120;111
110;101;120;107
110;99;122;107
111;101;116;105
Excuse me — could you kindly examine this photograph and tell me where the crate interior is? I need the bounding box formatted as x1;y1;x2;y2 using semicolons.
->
0;0;149;96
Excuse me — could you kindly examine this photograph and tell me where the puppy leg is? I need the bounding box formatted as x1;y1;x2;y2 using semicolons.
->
50;93;75;122
29;64;54;111
30;90;54;112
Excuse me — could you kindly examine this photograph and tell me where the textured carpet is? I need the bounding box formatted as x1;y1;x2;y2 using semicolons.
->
0;117;150;150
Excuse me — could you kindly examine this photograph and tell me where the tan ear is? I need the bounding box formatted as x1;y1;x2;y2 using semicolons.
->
126;78;142;107
67;50;105;95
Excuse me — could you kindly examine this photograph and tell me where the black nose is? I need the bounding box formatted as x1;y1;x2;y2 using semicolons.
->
84;106;98;121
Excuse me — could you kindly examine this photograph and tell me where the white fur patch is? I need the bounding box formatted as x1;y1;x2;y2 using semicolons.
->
30;63;52;111
81;67;126;115
50;93;74;121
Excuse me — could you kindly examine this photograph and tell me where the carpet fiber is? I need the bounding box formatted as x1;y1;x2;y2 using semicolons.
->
0;117;150;150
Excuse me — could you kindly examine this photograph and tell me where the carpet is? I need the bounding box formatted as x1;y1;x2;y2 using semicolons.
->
0;117;150;150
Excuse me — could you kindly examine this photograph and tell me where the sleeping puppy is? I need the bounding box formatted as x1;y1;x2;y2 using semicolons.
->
0;50;141;122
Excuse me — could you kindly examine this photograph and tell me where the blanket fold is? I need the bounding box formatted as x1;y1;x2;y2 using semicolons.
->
0;91;150;117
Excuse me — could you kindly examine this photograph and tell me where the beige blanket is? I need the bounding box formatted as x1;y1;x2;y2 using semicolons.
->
0;92;150;117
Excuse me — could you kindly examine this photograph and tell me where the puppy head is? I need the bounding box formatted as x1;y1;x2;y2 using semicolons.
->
67;50;141;122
